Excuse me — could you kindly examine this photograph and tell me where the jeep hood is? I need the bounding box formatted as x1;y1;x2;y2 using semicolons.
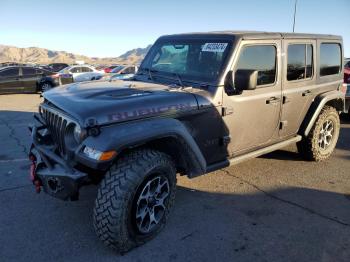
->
43;80;199;127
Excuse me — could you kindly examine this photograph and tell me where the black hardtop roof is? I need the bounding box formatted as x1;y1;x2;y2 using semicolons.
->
160;31;342;41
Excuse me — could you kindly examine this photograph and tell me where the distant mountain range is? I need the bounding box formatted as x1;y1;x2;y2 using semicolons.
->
0;44;152;65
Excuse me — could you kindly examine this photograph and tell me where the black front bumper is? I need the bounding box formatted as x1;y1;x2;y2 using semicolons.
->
29;119;88;200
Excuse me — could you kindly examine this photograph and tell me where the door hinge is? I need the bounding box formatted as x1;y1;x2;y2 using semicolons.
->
279;121;288;130
222;107;233;116
283;96;290;104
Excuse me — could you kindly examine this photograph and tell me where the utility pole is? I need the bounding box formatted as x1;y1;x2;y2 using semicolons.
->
293;0;298;33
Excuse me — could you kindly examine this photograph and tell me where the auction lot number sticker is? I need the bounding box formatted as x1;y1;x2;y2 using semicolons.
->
202;43;228;52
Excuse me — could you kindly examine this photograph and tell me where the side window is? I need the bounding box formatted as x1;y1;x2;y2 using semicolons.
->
320;43;341;76
122;67;135;74
70;67;80;73
129;66;136;74
22;67;37;76
82;67;93;72
36;69;43;74
287;44;313;81
0;68;19;77
236;45;277;86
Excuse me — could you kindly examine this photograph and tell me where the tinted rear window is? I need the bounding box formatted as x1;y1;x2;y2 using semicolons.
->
22;67;37;75
82;67;93;72
320;43;341;76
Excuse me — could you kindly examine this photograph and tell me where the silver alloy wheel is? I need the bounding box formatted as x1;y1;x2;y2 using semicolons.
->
135;176;170;234
41;83;52;92
318;119;334;150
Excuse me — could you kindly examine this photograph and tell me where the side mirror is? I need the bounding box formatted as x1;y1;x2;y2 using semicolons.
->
234;69;259;91
234;69;258;91
224;70;258;96
224;70;237;96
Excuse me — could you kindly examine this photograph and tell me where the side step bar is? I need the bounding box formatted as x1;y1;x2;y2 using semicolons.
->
206;135;302;173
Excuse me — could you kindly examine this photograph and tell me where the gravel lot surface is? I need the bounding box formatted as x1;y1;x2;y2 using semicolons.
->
0;94;349;262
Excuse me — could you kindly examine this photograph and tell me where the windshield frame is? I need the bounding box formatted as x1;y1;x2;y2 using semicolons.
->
138;36;235;86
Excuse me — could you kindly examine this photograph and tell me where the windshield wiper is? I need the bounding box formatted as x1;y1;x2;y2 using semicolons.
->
140;67;157;81
147;68;153;81
173;73;184;87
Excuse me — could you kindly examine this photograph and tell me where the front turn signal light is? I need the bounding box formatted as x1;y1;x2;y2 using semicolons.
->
83;146;116;161
99;151;117;161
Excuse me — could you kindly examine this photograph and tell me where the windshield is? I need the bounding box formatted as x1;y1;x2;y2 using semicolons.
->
111;66;125;73
139;39;232;83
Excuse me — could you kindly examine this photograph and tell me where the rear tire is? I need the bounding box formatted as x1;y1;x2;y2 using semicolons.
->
93;149;176;253
297;106;340;161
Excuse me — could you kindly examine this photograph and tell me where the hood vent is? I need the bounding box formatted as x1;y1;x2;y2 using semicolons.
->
106;89;152;99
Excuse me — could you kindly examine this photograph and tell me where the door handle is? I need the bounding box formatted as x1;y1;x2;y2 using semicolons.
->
302;90;312;96
266;97;281;104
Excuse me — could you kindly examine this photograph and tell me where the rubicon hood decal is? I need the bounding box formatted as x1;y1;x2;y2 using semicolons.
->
43;80;199;126
108;102;193;121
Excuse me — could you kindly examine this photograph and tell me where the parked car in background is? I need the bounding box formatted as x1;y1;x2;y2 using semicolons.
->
58;65;104;82
100;65;138;81
46;63;69;72
95;65;107;71
344;58;350;115
103;65;120;73
0;66;73;94
344;58;350;69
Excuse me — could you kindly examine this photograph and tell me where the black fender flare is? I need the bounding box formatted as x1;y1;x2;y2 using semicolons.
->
300;90;345;136
78;118;207;177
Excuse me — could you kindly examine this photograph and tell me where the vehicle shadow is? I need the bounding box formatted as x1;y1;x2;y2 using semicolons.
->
2;183;349;262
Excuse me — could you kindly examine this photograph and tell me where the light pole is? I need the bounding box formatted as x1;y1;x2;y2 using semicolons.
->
293;0;298;33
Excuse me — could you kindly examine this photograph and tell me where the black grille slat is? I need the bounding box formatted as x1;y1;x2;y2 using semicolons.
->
56;116;62;152
60;119;67;155
41;107;71;156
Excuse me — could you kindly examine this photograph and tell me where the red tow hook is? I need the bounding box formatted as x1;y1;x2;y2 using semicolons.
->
29;154;42;193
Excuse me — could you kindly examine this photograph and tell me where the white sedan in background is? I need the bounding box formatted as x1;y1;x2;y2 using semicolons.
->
58;65;104;82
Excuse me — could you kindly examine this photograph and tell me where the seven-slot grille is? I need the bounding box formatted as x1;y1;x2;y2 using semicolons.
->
41;106;73;156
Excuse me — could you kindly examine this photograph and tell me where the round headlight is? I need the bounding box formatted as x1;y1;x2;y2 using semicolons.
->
73;125;82;143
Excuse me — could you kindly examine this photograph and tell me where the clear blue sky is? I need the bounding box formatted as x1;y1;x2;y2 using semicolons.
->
0;0;349;57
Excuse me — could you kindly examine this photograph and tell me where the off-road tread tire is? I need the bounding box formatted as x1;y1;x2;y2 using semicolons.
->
93;149;176;253
297;106;340;161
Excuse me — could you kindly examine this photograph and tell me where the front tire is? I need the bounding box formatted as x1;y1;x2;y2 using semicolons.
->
297;106;340;161
93;149;176;253
40;82;52;92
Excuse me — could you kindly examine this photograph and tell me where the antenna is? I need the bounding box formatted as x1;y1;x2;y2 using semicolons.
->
293;0;298;33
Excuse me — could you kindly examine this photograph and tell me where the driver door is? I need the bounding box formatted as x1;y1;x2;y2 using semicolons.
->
222;40;282;156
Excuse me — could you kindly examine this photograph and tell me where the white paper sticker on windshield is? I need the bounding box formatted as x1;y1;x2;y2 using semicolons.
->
202;43;228;52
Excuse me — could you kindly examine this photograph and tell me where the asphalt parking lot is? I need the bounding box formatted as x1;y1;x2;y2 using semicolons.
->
0;94;349;262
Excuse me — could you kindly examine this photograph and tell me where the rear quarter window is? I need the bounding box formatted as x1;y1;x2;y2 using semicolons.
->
22;67;37;76
320;43;341;76
82;67;93;73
